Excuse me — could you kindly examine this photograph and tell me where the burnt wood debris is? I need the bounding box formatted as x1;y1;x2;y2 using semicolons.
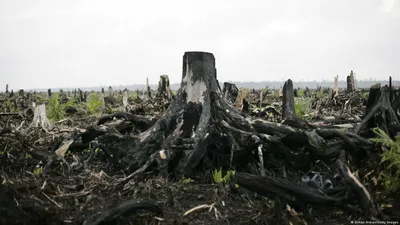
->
0;51;399;224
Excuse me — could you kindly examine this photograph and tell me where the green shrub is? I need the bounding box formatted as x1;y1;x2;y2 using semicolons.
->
316;90;324;99
297;89;305;97
33;166;43;176
86;93;104;115
370;128;400;192
212;168;235;184
47;92;65;121
294;98;311;119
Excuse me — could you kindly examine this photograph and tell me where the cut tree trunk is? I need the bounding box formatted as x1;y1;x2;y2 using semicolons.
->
222;82;239;104
347;70;355;92
235;88;249;112
333;75;339;97
123;51;256;178
32;104;52;130
146;78;152;99
356;85;400;135
108;86;114;97
282;79;295;120
122;89;129;110
156;75;173;101
78;89;86;103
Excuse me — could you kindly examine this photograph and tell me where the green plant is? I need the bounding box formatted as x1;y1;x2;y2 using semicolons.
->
297;89;305;97
86;93;104;115
130;91;137;100
47;92;65;121
5;100;17;112
180;177;194;184
212;168;235;184
316;90;324;99
25;153;32;159
33;166;43;176
370;128;400;192
361;92;369;99
294;98;311;119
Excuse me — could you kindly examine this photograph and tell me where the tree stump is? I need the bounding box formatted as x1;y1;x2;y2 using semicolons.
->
123;51;256;178
5;84;9;99
356;85;400;135
156;75;173;101
146;78;152;99
222;82;239;104
108;86;114;97
347;70;355;92
333;75;339;97
282;79;295;120
123;89;129;110
235;88;249;112
78;89;86;103
32;104;52;130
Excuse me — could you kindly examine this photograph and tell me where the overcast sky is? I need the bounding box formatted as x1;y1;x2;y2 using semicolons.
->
1;0;399;89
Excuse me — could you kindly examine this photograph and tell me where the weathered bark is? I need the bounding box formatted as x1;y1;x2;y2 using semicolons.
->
222;82;239;104
334;151;377;218
347;70;355;92
83;199;162;225
282;79;295;120
356;85;400;135
122;51;256;179
97;111;154;131
235;88;249;112
333;75;339;97
32;104;52;130
156;75;173;100
391;88;400;121
235;172;344;207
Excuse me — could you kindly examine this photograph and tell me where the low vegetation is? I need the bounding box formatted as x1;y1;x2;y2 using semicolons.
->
370;128;400;192
86;92;104;115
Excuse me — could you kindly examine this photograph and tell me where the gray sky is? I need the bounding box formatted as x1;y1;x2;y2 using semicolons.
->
1;0;399;90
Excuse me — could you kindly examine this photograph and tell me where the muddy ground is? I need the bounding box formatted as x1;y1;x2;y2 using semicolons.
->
1;87;400;225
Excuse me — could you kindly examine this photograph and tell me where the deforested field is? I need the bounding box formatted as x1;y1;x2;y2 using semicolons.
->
1;52;399;225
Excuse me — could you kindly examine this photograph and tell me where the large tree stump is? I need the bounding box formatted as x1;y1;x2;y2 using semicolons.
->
156;75;173;101
123;51;256;178
347;70;355;92
282;79;295;120
356;85;400;135
222;82;239;104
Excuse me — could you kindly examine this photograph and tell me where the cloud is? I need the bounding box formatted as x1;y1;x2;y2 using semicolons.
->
0;0;399;89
